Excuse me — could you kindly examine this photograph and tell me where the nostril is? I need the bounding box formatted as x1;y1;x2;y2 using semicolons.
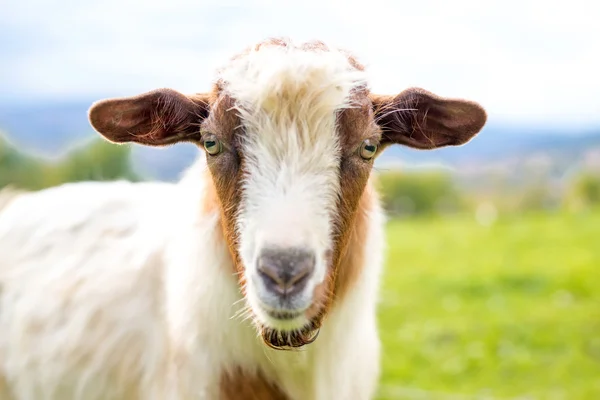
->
285;263;313;295
288;266;311;288
257;264;286;294
256;247;316;296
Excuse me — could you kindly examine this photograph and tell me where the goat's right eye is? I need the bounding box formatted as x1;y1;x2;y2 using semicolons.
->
203;135;223;156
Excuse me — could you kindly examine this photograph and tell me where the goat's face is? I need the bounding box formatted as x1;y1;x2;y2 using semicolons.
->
88;38;487;350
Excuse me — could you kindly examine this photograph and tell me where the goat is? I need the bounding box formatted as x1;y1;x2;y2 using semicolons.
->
0;38;487;400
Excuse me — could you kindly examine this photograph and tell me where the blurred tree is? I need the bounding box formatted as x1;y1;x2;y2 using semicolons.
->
53;139;139;184
376;170;464;217
0;135;46;189
564;172;600;211
0;134;140;191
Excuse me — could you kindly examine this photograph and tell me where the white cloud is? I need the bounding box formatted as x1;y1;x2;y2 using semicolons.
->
1;0;599;127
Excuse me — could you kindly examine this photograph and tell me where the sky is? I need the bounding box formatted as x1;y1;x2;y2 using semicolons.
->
1;0;599;128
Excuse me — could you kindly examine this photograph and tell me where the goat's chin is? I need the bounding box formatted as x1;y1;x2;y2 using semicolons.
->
260;322;321;351
251;309;322;350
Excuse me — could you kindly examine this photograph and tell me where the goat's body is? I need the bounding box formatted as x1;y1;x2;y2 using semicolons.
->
0;157;384;400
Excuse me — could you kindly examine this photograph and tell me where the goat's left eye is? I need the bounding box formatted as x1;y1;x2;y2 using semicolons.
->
203;135;222;156
359;139;378;160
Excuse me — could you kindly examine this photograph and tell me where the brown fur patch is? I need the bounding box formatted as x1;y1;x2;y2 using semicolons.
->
335;179;376;299
201;92;245;280
220;367;289;400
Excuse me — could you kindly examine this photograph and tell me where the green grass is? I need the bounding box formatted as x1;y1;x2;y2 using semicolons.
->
376;209;600;400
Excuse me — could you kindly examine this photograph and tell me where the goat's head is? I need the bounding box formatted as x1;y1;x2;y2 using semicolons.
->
88;38;487;350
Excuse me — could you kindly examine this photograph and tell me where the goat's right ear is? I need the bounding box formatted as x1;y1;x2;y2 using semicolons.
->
88;88;211;147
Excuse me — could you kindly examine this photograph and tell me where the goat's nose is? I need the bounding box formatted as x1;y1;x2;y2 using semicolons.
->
257;247;315;297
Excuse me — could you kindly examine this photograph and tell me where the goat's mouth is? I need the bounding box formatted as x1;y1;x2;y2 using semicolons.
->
261;325;321;351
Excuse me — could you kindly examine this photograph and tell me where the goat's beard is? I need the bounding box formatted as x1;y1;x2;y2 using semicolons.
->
260;320;321;350
257;285;330;350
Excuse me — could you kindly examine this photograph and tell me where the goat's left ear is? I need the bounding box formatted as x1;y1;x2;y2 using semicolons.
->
370;88;487;150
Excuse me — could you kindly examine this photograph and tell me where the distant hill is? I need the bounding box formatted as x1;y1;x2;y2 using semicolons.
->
0;100;94;155
1;99;599;181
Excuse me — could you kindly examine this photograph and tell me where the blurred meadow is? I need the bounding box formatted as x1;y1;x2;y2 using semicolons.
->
1;1;599;399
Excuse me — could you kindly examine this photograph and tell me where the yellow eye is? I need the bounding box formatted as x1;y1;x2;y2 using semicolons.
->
359;139;378;160
203;135;222;156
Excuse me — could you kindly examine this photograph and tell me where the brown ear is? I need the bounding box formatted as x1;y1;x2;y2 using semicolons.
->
88;88;211;146
370;88;487;150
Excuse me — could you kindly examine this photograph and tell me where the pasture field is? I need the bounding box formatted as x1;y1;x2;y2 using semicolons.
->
376;210;600;400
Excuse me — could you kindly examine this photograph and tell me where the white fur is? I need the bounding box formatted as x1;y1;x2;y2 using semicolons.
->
0;41;385;400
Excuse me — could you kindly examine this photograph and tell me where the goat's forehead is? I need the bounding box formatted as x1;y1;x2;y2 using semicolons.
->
215;41;368;132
